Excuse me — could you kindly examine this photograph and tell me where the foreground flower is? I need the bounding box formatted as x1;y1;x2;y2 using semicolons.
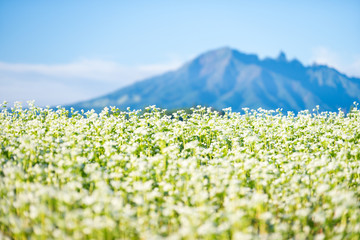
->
0;102;359;239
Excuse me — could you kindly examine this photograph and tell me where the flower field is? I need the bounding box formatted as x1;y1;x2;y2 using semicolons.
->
1;102;360;239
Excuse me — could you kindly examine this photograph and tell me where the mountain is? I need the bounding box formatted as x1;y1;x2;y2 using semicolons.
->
70;47;360;112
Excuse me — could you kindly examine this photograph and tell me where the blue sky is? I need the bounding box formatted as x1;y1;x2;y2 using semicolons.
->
1;0;359;106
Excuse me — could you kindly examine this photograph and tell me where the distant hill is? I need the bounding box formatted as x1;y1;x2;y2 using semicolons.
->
69;47;360;112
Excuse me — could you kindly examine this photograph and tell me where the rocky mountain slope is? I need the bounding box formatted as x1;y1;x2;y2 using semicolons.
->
70;47;360;112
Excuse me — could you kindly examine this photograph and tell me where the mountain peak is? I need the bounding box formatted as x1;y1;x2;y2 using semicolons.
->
70;47;360;113
277;51;287;61
197;47;262;66
197;47;233;60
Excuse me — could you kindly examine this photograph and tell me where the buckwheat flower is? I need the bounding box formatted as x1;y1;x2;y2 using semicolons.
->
184;140;199;149
93;203;104;214
250;192;268;206
314;233;325;240
295;208;311;218
316;183;330;194
83;195;96;206
134;126;148;135
233;232;252;240
197;221;216;235
29;205;39;219
312;211;326;224
260;211;273;221
277;222;289;232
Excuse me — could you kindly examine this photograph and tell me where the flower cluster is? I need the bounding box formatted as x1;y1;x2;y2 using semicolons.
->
0;102;359;239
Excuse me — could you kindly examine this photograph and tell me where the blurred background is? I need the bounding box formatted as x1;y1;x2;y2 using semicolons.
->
1;0;359;110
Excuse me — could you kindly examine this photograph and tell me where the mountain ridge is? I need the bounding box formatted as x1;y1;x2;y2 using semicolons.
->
69;47;360;112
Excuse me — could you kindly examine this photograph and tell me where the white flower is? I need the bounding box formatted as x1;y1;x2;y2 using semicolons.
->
184;140;198;149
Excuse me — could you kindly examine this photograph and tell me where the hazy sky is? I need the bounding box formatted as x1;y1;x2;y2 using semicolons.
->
1;0;359;106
